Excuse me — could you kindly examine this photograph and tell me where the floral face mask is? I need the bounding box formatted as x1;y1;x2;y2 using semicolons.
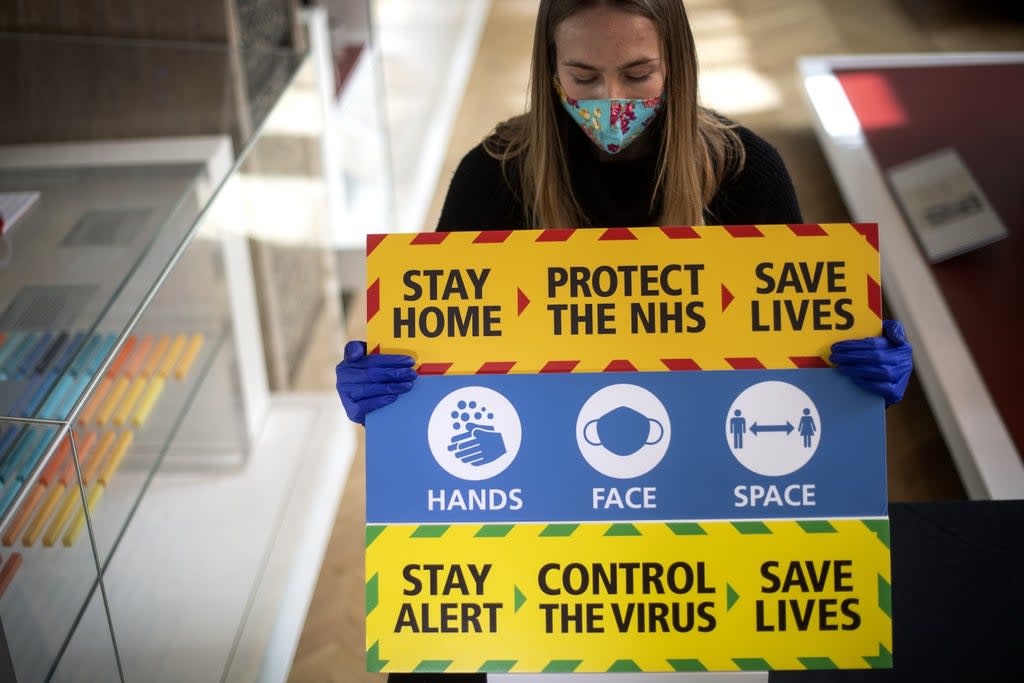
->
554;77;664;155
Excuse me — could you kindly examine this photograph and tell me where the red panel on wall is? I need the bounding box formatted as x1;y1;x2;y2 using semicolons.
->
837;63;1024;457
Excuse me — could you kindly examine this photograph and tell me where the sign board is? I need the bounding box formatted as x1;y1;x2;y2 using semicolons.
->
366;370;886;523
365;225;890;673
366;520;892;673
366;224;882;373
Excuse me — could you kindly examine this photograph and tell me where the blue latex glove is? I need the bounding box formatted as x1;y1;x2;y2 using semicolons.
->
829;320;913;407
335;340;416;424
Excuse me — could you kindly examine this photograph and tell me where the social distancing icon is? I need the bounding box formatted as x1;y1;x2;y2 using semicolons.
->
725;381;821;476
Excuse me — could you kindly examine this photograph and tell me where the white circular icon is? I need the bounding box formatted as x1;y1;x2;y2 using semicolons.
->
428;386;521;480
575;384;671;479
725;381;821;476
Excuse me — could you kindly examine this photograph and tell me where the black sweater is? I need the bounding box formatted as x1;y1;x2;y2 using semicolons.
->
437;119;802;230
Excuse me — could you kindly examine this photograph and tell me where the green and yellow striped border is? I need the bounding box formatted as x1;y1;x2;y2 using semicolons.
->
366;519;892;546
366;519;892;673
367;643;893;673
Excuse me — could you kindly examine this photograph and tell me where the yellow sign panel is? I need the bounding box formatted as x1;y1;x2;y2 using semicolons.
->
366;224;881;373
366;519;892;673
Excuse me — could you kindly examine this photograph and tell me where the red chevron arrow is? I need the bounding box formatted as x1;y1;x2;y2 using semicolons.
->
517;288;530;315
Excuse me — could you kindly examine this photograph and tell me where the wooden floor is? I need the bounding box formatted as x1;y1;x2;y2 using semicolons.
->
287;1;1022;680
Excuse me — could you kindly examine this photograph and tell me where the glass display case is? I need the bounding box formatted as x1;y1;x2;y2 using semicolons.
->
0;11;366;680
315;0;395;244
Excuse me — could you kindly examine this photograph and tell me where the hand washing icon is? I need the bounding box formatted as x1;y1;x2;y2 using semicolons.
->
583;406;664;456
428;386;522;481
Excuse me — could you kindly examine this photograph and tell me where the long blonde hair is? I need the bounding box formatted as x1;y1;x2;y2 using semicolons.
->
484;0;744;227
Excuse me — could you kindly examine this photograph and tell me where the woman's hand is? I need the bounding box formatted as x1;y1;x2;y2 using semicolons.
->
829;320;913;407
335;341;417;424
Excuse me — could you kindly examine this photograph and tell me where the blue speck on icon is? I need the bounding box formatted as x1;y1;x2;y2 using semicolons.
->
450;402;497;431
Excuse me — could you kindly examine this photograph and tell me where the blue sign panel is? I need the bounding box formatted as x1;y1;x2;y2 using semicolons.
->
366;369;886;523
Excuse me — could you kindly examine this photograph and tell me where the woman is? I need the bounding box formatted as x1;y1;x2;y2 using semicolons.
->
338;1;910;680
436;0;800;231
339;0;910;425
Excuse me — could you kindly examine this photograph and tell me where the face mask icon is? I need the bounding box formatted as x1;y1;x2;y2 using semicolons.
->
583;405;664;456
